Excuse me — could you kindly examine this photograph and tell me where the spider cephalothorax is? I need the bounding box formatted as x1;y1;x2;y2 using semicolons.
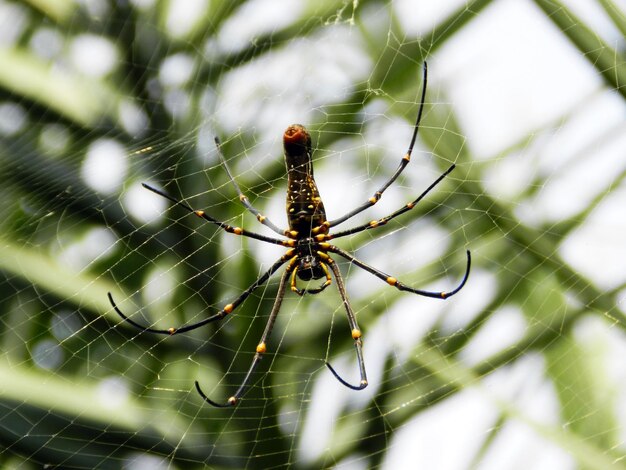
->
108;62;471;407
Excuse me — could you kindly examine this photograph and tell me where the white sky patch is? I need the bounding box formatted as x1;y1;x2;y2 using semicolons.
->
436;0;601;158
124;182;168;225
460;305;527;367
57;226;117;271
0;1;28;46
82;139;128;194
159;53;195;88
30;27;64;59
216;0;304;54
70;34;119;77
0;102;27;136
118;99;149;137
165;0;209;39
96;376;130;410
560;184;626;290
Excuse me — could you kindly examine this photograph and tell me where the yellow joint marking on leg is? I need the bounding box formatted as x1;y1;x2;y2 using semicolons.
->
257;214;266;223
368;197;377;204
284;248;296;258
386;277;397;286
224;303;234;314
168;327;177;335
288;230;299;238
233;227;243;235
315;234;328;242
256;342;267;354
369;220;379;228
290;264;299;292
406;202;415;209
317;251;330;261
403;153;411;161
239;194;247;201
351;328;362;340
227;396;238;405
360;380;368;386
282;239;296;248
195;210;205;217
441;292;448;299
312;223;326;234
318;242;331;249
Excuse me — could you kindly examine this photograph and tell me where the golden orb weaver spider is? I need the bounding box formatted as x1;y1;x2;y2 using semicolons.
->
108;62;471;407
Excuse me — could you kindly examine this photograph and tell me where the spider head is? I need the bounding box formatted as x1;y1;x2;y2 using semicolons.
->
284;124;312;171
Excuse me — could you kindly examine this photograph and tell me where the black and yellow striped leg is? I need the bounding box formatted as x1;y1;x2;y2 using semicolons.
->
141;183;290;247
329;163;456;240
327;62;428;228
325;258;368;391
214;137;289;237
326;245;471;299
196;263;294;407
108;252;294;335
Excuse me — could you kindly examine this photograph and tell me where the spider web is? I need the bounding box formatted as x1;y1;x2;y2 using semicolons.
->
1;0;626;468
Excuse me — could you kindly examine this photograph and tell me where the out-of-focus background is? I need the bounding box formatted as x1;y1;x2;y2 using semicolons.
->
1;0;625;468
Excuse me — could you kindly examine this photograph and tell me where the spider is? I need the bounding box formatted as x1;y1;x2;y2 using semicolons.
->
108;62;471;407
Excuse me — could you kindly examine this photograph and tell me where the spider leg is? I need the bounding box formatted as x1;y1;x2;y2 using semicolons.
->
142;183;291;247
215;137;289;237
108;252;294;335
327;163;456;240
290;261;332;296
325;257;368;391
327;62;428;229
196;262;294;407
327;245;471;299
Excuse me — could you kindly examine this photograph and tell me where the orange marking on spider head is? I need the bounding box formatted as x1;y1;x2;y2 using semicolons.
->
351;328;362;340
283;124;310;145
224;303;234;314
168;327;177;335
195;210;205;217
256;342;267;354
386;277;397;286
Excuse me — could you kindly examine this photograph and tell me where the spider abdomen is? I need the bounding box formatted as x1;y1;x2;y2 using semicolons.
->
283;124;327;236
